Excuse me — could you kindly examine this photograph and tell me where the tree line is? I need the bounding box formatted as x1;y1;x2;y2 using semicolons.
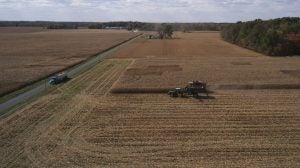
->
88;22;228;31
221;17;300;56
0;21;81;29
0;21;227;31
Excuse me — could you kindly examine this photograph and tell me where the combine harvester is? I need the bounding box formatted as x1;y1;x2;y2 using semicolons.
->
168;80;208;98
49;72;68;85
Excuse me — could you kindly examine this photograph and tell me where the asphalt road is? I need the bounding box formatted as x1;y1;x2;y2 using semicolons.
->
0;34;141;115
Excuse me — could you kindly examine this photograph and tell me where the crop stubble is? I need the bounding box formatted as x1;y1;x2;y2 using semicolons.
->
0;32;299;167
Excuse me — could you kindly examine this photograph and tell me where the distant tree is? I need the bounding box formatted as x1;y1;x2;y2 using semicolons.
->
287;23;300;35
164;25;173;38
47;23;77;29
157;24;174;39
88;23;104;29
262;28;283;54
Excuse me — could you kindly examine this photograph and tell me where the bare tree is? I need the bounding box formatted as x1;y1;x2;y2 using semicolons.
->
157;24;173;39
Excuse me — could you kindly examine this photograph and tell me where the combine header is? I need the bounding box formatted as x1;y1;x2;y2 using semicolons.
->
168;80;208;98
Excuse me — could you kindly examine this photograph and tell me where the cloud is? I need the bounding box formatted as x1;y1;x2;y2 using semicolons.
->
0;0;299;22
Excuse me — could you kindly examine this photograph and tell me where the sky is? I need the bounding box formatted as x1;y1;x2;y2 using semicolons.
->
0;0;299;22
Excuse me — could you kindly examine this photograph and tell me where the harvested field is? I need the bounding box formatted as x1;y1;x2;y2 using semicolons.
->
0;27;137;96
0;59;299;167
1;32;300;167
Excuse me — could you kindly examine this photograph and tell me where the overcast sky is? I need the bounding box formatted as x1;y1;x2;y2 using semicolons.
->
0;0;299;22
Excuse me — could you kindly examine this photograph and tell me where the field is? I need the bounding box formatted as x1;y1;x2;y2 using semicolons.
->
0;32;300;167
0;27;137;96
111;32;300;91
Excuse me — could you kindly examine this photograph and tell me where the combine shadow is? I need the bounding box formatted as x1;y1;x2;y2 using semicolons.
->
194;90;215;101
172;95;215;101
194;95;216;101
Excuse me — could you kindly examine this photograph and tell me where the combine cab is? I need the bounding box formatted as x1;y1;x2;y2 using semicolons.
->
168;80;208;98
49;72;68;85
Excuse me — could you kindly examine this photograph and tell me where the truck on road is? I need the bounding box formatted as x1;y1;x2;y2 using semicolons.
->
49;72;68;85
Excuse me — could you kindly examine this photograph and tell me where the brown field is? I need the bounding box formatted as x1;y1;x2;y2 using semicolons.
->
111;32;300;92
0;27;137;96
0;32;300;167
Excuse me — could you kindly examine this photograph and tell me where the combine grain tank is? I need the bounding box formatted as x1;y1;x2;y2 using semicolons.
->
49;72;68;85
